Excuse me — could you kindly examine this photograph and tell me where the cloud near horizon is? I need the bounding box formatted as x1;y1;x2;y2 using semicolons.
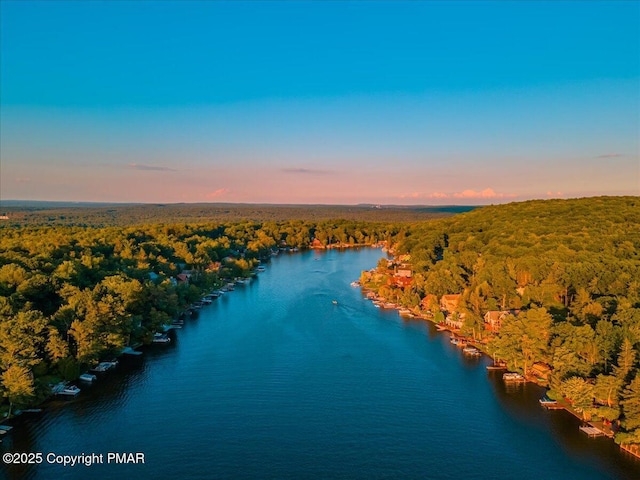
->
127;163;177;172
595;153;625;159
205;188;230;199
399;188;517;201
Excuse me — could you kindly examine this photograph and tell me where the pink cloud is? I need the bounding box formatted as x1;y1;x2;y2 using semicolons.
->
428;192;450;199
205;188;229;199
399;188;516;201
452;188;516;199
546;191;563;197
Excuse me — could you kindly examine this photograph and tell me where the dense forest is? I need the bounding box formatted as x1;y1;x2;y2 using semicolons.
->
0;201;473;227
0;218;401;416
2;196;639;451
363;196;640;448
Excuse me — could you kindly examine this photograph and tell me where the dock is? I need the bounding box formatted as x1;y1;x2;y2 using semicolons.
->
579;426;604;437
620;443;640;459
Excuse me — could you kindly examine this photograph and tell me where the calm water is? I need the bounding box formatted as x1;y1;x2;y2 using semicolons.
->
2;248;639;480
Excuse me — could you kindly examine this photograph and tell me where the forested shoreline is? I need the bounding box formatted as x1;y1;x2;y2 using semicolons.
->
0;219;400;415
1;196;639;452
362;196;640;449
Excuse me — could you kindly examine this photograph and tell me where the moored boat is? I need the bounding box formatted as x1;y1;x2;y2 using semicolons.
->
79;373;97;382
503;372;526;382
463;346;481;356
153;332;171;344
539;394;558;406
91;361;118;372
53;384;81;397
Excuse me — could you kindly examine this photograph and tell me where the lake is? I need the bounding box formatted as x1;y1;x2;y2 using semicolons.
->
2;248;639;479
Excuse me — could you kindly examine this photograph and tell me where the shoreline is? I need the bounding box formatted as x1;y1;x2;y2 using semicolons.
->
356;282;640;461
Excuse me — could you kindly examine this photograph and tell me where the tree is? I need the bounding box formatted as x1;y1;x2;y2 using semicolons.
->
1;364;35;417
489;308;552;375
593;374;622;408
615;338;637;383
619;374;640;444
561;376;595;420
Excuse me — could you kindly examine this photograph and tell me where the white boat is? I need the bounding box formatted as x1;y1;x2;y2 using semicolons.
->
91;361;117;372
58;385;81;396
539;395;558;406
79;373;97;382
463;346;481;356
332;300;338;305
503;372;526;382
153;333;171;344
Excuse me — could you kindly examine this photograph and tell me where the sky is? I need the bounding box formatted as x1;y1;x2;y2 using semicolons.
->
1;1;638;205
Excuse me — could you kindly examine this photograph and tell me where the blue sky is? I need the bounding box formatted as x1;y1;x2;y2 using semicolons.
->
1;1;638;204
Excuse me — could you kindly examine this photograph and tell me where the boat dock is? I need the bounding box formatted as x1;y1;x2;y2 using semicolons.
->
620;443;640;459
579;426;605;437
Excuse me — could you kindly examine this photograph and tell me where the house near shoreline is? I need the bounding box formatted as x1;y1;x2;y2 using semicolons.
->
392;266;413;288
440;294;461;313
530;362;552;382
176;273;191;284
483;310;520;332
445;312;465;330
420;294;438;312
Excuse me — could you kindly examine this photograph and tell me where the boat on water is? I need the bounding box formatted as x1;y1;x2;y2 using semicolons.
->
19;409;43;414
503;372;526;382
79;373;97;382
91;361;118;372
61;385;81;396
332;300;338;305
52;383;81;396
350;281;360;287
153;333;171;344
539;394;558;406
486;363;508;370
463;346;481;356
398;308;413;317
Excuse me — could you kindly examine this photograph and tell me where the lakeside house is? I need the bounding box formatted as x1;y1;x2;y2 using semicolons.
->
445;312;465;330
483;310;520;332
176;272;191;284
440;294;461;313
529;362;552;382
392;266;413;288
420;294;439;314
